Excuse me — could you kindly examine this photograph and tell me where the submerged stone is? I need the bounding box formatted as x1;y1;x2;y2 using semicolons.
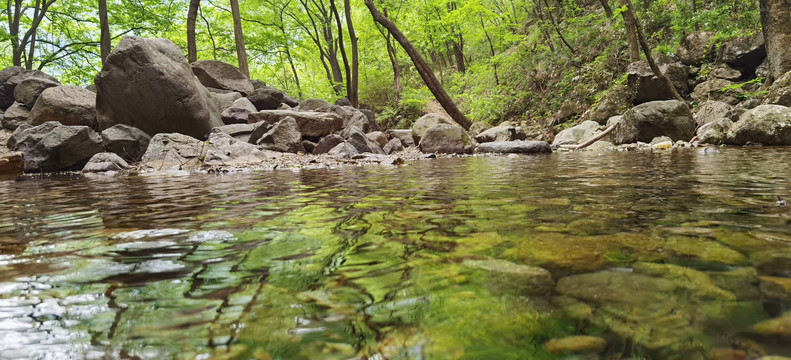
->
462;258;554;295
544;336;607;354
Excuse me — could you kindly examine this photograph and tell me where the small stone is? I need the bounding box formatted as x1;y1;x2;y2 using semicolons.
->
753;311;791;336
0;152;24;177
544;336;607;354
82;152;129;173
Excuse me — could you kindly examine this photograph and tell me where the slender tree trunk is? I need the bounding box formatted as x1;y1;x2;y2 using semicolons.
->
376;7;400;102
620;0;641;61
542;0;576;54
330;0;352;102
343;0;359;107
99;0;111;63
230;0;249;77
8;0;22;67
199;6;218;60
283;40;302;98
759;0;791;81
620;0;684;102
25;0;40;70
598;0;613;17
480;15;499;85
364;0;471;130
187;0;200;63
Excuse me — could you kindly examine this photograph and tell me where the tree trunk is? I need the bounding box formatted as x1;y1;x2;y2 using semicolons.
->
364;0;472;130
230;0;250;77
542;0;576;54
187;0;200;63
759;0;791;81
344;0;359;107
598;0;613;17
621;1;641;62
480;14;499;85
620;0;684;102
99;0;111;63
330;0;352;103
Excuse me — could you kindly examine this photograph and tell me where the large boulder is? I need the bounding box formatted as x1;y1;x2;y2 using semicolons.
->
387;129;416;147
210;91;242;115
8;122;104;172
249;87;299;110
341;110;378;136
468;122;492;137
221;97;257;124
366;131;389;148
476;141;552;154
727;105;791;145
82;152;129;173
697;118;733;144
763;70;791;107
678;31;716;66
691;78;744;105
474;123;527;143
580;86;630;125
29;86;97;128
202;131;270;168
692;100;737;126
101;124;151;161
1;102;31;130
191;60;254;96
552;121;601;146
382;138;404;155
0;66;58;109
14;77;59;108
418;124;475;154
254;117;305;153
247;110;343;138
612;100;695;144
95;37;222;139
140;133;204;171
214;123;256;143
313;134;345;154
412;113;454;141
626;60;690;104
347;129;385;154
718;34;766;76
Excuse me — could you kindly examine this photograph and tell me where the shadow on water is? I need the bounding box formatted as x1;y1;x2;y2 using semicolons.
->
0;148;790;359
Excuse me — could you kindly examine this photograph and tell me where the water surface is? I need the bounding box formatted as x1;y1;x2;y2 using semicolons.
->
1;148;790;359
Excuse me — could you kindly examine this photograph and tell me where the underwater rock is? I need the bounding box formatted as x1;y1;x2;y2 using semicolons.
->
544;336;607;354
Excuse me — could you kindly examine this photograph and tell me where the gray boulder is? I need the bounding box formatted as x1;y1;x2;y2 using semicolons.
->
328;142;359;159
475;123;527;143
140;133;204;171
382;138;404;155
313;134;345;154
211;91;242;115
221;97;257;124
214;123;256;142
418;124;475;154
0;66;58;109
697;118;733;144
387;129;416;147
1;102;31;130
14;77;59;108
626;60;690;104
299;98;333;111
202;130;270;167
709;64;742;81
29;86;97;128
82;152;129;173
763;70;791;107
255;117;305;153
412;113;454;141
693;101;737;126
476;141;552;154
95;37;222;139
691;78;743;105
468;122;492;137
612;100;695;144
580;86;629;125
366;131;389;148
552;121;601;146
248;110;343;138
342;110;378;136
191;60;254;95
101;124;151;161
727;105;791;145
8;122;104;172
347;129;385;154
249;87;298;110
678;31;716;66
718;34;766;76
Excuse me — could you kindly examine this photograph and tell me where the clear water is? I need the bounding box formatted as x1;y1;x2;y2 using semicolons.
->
0;148;790;359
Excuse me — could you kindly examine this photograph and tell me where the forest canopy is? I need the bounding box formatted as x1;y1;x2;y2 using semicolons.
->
0;0;763;128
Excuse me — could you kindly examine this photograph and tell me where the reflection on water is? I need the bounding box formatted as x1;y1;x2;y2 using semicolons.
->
0;148;790;359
